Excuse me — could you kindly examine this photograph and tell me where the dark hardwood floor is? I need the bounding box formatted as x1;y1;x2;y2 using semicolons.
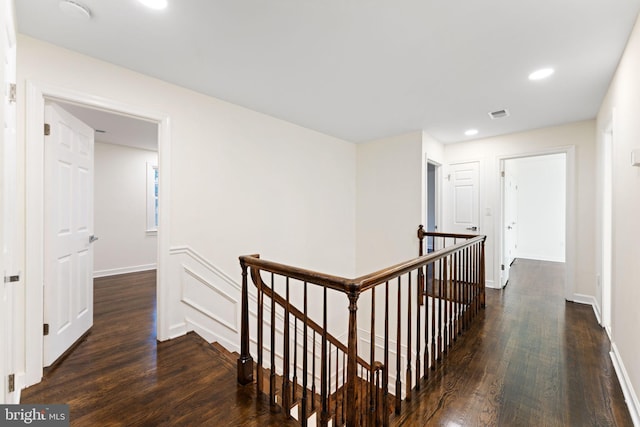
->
21;270;296;427
394;259;633;426
21;261;633;426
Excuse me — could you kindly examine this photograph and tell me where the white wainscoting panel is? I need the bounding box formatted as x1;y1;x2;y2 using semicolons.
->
169;246;241;353
182;266;238;333
167;246;356;394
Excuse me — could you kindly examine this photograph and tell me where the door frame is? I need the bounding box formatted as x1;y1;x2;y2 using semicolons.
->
497;146;575;300
600;115;615;337
1;0;16;404
500;163;517;287
424;156;442;235
24;81;171;387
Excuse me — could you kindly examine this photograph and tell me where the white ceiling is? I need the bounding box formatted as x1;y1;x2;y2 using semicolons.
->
55;101;158;151
16;0;640;143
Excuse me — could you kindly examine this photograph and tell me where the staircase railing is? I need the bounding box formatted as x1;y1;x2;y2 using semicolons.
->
238;226;486;426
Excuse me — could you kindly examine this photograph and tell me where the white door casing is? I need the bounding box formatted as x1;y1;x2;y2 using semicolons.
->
497;146;575;301
601;124;613;336
502;166;518;287
426;161;440;234
25;81;171;387
448;161;480;235
43;103;95;367
1;0;17;404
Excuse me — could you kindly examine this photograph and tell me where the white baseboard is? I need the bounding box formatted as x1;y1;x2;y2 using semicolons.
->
485;279;498;289
592;301;603;326
93;263;156;278
167;322;188;341
610;342;640;426
515;254;565;263
571;293;601;324
187;316;239;354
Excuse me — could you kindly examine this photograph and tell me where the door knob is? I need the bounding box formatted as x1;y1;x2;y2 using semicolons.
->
89;235;99;243
466;226;478;231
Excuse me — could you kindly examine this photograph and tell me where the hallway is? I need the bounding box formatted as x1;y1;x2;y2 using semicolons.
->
20;261;632;426
395;259;632;426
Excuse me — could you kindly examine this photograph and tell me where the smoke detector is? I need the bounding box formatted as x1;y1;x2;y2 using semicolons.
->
59;1;92;20
488;109;510;120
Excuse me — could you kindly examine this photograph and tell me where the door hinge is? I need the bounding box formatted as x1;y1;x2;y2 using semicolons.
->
43;323;50;336
4;274;20;283
44;123;51;136
8;374;15;393
8;83;16;103
501;264;505;271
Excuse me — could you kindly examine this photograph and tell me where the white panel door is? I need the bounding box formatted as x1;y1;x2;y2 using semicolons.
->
502;169;518;286
43;103;95;367
1;0;17;404
449;162;480;234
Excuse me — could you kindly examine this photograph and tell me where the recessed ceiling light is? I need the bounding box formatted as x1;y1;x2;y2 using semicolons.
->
58;1;92;20
464;129;479;136
528;68;555;81
138;0;168;10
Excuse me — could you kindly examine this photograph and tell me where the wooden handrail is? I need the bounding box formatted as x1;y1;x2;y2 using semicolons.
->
239;226;486;426
356;236;484;291
417;227;480;241
239;255;354;293
239;235;485;295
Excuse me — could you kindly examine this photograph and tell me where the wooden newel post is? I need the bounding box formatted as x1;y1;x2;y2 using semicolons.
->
237;258;254;385
346;290;359;427
418;225;425;305
417;224;425;257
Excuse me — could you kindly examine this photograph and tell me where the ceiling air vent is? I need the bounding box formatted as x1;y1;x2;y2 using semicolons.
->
489;109;510;120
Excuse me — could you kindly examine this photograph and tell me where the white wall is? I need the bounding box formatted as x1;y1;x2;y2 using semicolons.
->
16;36;357;386
423;131;445;167
443;120;596;293
508;154;566;262
355;131;425;275
423;131;445;232
93;141;158;277
597;13;640;425
354;131;445;399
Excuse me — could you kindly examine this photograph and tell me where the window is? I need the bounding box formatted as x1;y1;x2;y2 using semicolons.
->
146;162;158;233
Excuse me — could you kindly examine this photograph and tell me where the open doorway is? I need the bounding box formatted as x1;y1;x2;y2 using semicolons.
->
24;82;170;388
58;102;159;277
425;159;441;253
501;152;567;288
41;101;159;368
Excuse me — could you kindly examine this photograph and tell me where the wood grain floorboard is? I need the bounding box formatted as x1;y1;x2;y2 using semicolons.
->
392;259;633;427
20;270;296;427
21;262;633;426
